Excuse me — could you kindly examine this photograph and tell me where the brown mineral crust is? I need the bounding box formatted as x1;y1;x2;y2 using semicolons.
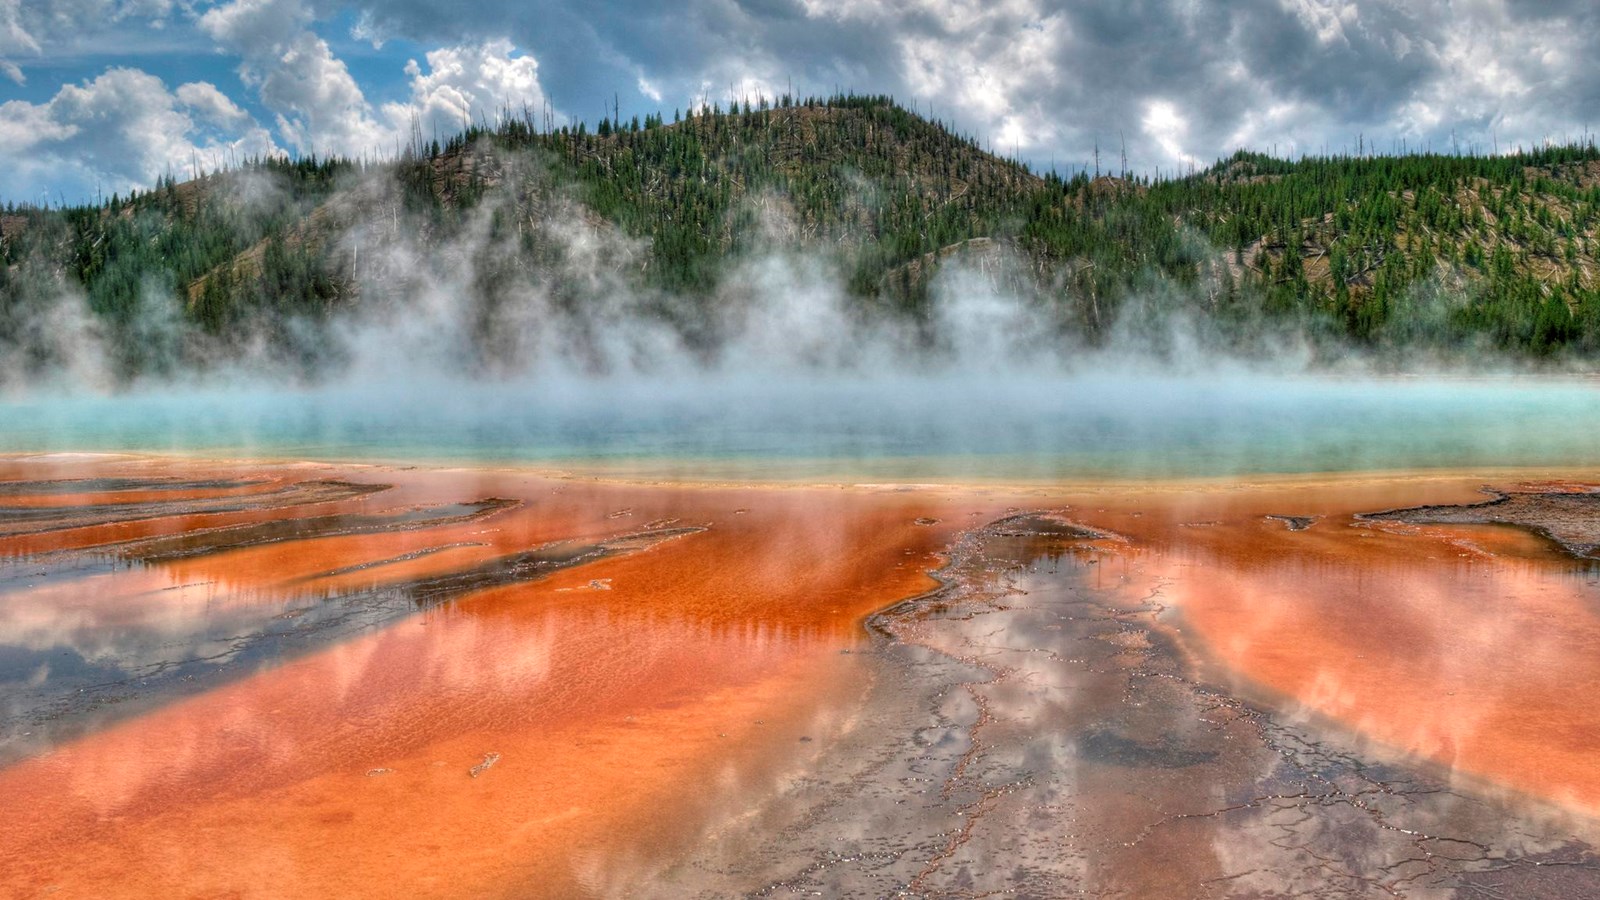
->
1359;486;1600;559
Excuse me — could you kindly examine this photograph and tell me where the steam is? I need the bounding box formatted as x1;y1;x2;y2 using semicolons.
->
0;285;111;392
0;149;1498;388
2;151;1599;479
0;154;1321;388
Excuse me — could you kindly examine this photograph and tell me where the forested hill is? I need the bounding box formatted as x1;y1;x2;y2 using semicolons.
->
3;93;1600;382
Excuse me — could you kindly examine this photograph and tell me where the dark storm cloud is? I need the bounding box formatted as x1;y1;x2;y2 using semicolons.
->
1232;2;1431;116
1503;0;1600;126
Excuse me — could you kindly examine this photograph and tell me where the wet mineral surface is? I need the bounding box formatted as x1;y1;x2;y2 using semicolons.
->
4;456;1600;898
665;511;1600;897
0;455;1020;897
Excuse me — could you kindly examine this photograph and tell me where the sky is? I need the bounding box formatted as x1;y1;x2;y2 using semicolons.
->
1;0;1597;205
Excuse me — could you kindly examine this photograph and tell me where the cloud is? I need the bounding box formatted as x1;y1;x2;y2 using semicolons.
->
349;0;1600;171
387;38;549;141
0;0;192;85
7;0;1600;200
199;0;389;157
636;75;662;104
1143;100;1195;169
198;0;553;160
196;0;311;50
257;30;391;156
0;98;70;152
350;0;901;123
0;0;41;83
0;66;278;201
1404;0;1599;151
1;0;556;198
176;81;252;127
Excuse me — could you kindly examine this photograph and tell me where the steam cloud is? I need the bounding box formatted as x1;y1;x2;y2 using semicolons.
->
2;153;1599;480
0;148;1324;391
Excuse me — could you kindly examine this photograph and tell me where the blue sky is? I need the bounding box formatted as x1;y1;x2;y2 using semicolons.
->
3;0;1597;205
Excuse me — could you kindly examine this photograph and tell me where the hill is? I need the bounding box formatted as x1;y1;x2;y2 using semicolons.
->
2;93;1598;382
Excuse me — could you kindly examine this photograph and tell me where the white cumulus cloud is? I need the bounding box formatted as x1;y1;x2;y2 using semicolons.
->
387;38;549;142
200;0;389;158
0;66;278;202
177;81;252;127
200;0;553;160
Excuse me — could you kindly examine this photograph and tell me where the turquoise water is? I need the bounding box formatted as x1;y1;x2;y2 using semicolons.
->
2;374;1599;480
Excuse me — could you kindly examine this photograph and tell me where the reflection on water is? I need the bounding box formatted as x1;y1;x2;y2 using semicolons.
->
0;479;387;535
0;477;266;496
109;498;520;562
8;455;1600;896
0;456;1009;898
0;471;704;765
668;509;1600;896
1155;491;1600;817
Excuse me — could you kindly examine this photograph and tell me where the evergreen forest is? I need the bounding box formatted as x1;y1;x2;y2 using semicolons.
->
4;94;1599;382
